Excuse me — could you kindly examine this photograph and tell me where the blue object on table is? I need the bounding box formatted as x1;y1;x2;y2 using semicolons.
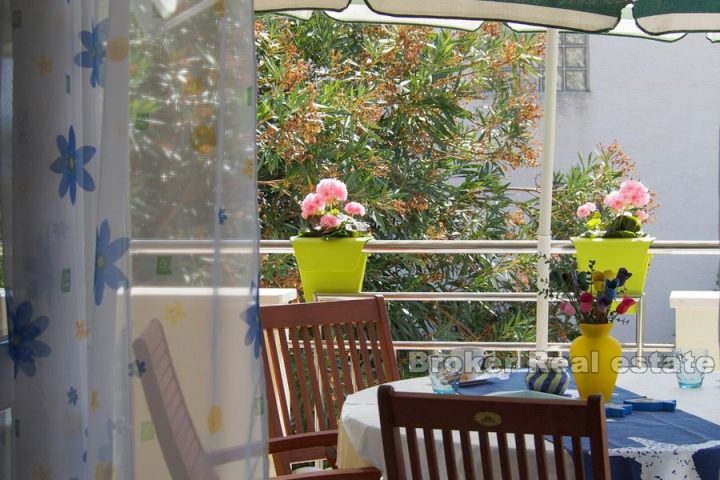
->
623;397;676;412
605;402;633;418
524;367;570;395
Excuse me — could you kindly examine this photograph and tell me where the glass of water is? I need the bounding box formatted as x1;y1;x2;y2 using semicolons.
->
428;351;463;394
673;348;711;389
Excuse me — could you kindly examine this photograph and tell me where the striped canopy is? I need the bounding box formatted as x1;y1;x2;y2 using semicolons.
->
508;4;686;42
256;0;720;34
634;0;720;34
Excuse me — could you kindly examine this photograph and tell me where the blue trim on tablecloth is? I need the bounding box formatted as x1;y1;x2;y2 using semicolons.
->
459;372;720;480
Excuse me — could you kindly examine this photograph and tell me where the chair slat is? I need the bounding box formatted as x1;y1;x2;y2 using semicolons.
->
278;328;303;437
514;433;529;480
423;427;441;480
406;428;423;480
497;432;512;480
344;324;366;391
300;326;326;430
441;429;458;479
266;329;293;435
478;431;494;479
572;436;586;480
459;430;475;480
355;323;375;386
365;321;385;384
534;433;548;480
288;326;315;433
321;323;345;418
553;435;567;480
334;323;357;397
311;324;337;428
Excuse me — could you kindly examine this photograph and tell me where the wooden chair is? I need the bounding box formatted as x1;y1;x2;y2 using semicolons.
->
133;318;380;480
378;385;611;480
261;296;398;476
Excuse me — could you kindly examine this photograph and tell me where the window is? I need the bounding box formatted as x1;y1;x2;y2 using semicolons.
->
539;32;589;92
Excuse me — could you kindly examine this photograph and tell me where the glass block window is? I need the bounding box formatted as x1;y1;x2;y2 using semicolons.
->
539;32;589;92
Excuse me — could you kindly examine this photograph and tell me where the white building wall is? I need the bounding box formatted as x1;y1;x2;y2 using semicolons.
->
512;33;720;345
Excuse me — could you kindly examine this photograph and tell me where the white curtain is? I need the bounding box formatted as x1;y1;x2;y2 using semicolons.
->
3;0;265;478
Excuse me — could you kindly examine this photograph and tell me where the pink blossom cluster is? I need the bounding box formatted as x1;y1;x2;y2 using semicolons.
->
319;214;339;230
603;180;650;214
301;193;326;219
300;178;367;233
576;180;650;223
576;202;597;219
619;180;651;208
344;201;366;216
316;178;348;203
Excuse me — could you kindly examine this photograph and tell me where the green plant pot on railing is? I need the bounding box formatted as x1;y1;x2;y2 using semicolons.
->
291;236;372;302
571;237;654;313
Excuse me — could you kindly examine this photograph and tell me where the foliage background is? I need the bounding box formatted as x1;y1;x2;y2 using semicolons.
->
255;15;654;349
128;13;653;350
256;16;545;345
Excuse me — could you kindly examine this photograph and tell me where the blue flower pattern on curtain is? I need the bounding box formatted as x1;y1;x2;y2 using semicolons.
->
7;299;51;378
49;125;96;204
244;281;261;358
5;1;263;478
6;2;132;477
93;219;129;305
74;19;108;88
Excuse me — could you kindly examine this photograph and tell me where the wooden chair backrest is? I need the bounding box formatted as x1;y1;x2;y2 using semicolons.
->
378;385;610;480
133;319;218;480
261;296;399;472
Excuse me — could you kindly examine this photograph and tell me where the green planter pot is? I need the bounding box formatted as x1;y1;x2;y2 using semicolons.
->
571;237;654;298
291;236;372;302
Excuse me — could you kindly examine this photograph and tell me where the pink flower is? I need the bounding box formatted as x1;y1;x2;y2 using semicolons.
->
344;201;366;216
319;214;340;231
579;292;594;314
560;302;576;316
619;180;650;208
576;202;597;219
316;179;348;203
636;210;649;222
603;191;627;212
301;193;326;219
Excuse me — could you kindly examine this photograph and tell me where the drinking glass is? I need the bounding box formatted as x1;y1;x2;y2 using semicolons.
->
428;351;463;394
673;348;710;389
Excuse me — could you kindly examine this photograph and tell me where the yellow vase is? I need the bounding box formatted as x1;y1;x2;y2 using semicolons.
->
569;323;622;402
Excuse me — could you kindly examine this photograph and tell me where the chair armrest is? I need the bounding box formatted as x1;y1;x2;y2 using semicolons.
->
268;430;339;454
274;467;381;480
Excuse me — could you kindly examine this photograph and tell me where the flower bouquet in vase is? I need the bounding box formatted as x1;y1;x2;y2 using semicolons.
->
292;179;371;302
572;179;654;306
551;262;637;401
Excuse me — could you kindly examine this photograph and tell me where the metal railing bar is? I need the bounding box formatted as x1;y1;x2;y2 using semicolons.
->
390;341;675;352
129;238;720;255
314;291;645;303
315;292;537;302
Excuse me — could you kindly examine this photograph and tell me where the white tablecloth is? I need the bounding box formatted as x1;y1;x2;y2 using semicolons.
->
338;372;720;479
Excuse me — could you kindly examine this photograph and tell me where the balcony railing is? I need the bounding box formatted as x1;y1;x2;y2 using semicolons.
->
131;239;720;361
130;239;720;255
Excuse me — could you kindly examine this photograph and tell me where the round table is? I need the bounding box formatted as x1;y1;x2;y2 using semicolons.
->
338;371;720;479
